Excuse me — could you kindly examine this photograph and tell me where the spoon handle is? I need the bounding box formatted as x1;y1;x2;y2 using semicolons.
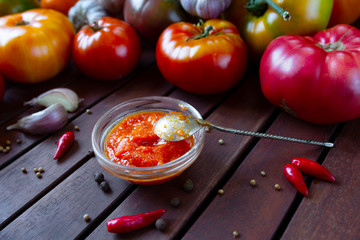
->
208;124;334;148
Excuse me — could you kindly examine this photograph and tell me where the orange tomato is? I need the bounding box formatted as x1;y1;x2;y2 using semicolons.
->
0;9;75;83
41;0;79;15
328;0;360;27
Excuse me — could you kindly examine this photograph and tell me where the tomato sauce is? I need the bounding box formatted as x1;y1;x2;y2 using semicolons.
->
104;111;194;167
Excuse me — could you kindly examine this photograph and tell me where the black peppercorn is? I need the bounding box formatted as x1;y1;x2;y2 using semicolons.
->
94;172;104;184
100;181;110;192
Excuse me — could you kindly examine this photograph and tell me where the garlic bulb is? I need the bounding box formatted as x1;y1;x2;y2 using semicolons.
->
7;103;68;134
180;0;232;19
25;88;82;112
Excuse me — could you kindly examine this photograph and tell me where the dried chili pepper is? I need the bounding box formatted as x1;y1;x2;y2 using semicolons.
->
291;157;335;182
107;208;166;233
53;131;75;160
283;163;309;197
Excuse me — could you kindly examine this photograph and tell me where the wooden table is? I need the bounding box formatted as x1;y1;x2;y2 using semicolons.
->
1;43;359;240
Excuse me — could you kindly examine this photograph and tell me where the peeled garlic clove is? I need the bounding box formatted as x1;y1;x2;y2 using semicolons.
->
24;88;82;112
7;103;68;134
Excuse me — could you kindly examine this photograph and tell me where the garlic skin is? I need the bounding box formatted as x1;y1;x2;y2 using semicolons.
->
24;88;81;112
7;103;68;134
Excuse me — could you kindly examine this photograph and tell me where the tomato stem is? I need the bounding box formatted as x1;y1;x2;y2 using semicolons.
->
187;24;214;42
15;19;29;26
246;0;291;21
90;21;103;33
317;29;352;52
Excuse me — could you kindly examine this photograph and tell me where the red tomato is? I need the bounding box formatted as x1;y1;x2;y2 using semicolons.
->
260;24;360;124
328;0;360;27
0;73;5;101
156;19;247;94
41;0;79;15
0;9;75;84
72;17;141;81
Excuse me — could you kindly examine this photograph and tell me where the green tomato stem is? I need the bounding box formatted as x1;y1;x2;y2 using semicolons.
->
246;0;291;21
90;21;103;33
265;0;291;21
187;24;214;42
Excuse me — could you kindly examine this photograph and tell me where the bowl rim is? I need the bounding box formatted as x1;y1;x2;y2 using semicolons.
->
91;96;205;173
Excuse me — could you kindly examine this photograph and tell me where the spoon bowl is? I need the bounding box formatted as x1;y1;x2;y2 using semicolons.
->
154;113;202;141
154;113;334;148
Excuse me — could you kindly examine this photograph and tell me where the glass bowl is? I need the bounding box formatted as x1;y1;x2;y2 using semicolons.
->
91;96;205;185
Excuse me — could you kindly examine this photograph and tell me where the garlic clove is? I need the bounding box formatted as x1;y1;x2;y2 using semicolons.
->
24;88;82;112
7;103;68;134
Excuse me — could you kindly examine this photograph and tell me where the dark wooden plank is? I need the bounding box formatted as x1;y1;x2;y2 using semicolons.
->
282;119;360;240
0;65;78;126
0;65;172;230
87;73;277;239
183;113;335;239
0;50;155;167
0;156;132;240
0;69;234;238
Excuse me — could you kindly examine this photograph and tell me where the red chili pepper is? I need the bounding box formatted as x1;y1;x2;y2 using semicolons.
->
291;157;335;183
107;208;166;233
53;131;75;160
283;163;309;197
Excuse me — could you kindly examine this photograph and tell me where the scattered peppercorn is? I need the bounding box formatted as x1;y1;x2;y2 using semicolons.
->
21;167;27;173
100;181;110;192
260;171;266;176
74;126;80;131
2;149;8;153
33;168;38;173
233;230;240;238
218;139;224;145
169;197;181;208
5;146;10;151
86;109;92;114
183;179;194;192
38;167;44;173
218;189;224;195
94;172;105;184
274;184;281;190
16;139;22;144
36;172;42;178
5;140;11;145
83;214;90;222
0;145;3;151
155;218;167;231
250;179;256;187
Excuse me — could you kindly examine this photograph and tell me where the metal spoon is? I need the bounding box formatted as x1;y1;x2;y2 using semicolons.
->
154;113;334;148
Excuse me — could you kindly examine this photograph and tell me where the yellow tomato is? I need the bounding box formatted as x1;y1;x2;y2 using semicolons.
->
0;9;75;83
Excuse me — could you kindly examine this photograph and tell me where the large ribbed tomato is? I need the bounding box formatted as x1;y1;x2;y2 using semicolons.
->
156;19;247;94
260;24;360;124
0;9;74;83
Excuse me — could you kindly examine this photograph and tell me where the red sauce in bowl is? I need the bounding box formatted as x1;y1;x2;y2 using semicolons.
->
104;111;194;167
